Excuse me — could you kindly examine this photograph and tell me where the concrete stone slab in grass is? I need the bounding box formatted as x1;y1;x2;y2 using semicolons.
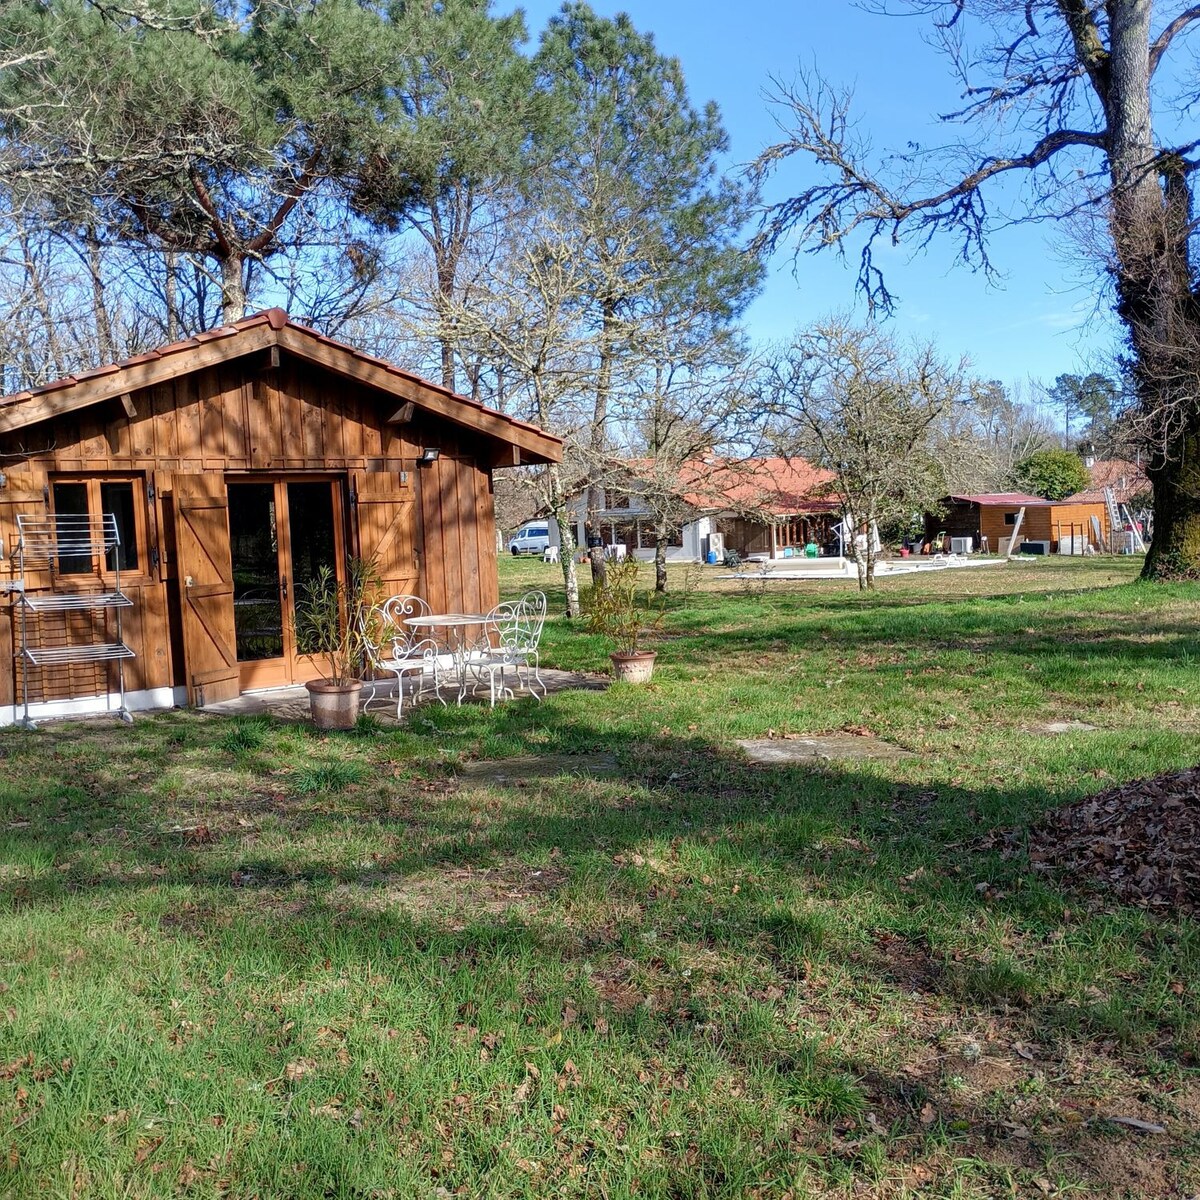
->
1029;720;1099;734
737;735;915;763
458;752;622;783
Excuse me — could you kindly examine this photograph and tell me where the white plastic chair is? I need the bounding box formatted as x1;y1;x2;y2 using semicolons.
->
469;591;548;707
361;595;443;718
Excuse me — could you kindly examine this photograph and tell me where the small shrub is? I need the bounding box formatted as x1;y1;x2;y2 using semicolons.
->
586;556;662;654
217;717;270;753
954;955;1036;1006
291;760;367;795
789;1071;867;1121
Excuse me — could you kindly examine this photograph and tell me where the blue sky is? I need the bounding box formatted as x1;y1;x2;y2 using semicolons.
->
518;0;1121;392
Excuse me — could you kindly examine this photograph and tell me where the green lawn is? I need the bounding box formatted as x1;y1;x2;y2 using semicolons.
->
2;555;1198;1198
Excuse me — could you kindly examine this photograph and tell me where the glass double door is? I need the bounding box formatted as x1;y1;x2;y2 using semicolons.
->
228;478;344;690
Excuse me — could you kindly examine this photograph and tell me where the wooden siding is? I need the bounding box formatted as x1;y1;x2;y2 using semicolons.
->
1047;502;1111;551
977;501;1110;553
926;500;983;547
0;354;502;707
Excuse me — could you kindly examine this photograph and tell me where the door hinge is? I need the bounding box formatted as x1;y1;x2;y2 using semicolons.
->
349;485;358;506
150;546;160;571
147;482;156;503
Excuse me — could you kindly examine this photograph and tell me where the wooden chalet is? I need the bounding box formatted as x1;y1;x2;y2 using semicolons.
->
926;492;1113;554
0;309;561;724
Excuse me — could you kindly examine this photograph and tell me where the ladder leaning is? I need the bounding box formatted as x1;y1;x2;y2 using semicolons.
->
1103;486;1147;553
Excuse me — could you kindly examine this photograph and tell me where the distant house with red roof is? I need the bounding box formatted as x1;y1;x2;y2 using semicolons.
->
1073;458;1150;506
573;455;842;561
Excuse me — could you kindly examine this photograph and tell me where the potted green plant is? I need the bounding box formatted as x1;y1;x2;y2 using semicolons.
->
293;558;377;729
586;556;660;683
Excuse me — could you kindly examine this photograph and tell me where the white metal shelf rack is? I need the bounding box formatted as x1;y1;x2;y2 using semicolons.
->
14;513;135;729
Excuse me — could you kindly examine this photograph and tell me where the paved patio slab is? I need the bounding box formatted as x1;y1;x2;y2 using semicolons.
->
737;735;915;763
1028;719;1099;734
201;668;606;723
457;752;622;783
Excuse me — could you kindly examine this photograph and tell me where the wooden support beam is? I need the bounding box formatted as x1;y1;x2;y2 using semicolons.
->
388;401;415;424
490;444;523;469
119;392;136;419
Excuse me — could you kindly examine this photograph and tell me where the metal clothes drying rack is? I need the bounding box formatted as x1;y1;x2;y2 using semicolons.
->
14;513;135;730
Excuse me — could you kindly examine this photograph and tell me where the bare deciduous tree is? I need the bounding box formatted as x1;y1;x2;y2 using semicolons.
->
445;206;593;617
617;311;759;592
752;2;1200;580
763;318;970;589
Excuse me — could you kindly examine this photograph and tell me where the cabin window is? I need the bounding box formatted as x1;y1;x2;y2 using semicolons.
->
1004;513;1017;526
51;476;144;574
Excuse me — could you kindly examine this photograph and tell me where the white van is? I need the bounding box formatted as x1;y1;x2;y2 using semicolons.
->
508;523;551;556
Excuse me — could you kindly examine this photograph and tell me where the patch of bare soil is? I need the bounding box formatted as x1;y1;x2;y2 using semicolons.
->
330;862;568;921
986;767;1200;915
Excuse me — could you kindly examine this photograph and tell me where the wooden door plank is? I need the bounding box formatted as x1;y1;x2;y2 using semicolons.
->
475;465;498;613
172;473;239;705
419;463;446;613
354;471;417;600
458;462;480;613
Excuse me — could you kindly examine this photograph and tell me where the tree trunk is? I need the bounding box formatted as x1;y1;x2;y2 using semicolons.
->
220;254;246;324
164;252;179;343
852;537;868;590
1100;1;1200;579
84;226;114;363
546;463;581;617
654;529;668;593
589;295;618;588
436;256;457;392
18;230;64;382
1142;435;1200;579
554;514;581;618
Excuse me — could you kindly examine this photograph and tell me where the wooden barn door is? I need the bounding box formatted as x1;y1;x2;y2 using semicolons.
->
172;473;240;706
353;471;417;601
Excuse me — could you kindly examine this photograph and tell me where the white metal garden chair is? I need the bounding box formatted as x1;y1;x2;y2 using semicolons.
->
468;591;548;707
361;594;443;718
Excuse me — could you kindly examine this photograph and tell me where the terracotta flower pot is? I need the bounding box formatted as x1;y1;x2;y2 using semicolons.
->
305;679;363;730
610;650;657;684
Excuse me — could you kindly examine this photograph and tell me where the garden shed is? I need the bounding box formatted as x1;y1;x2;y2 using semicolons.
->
0;309;561;724
927;492;1113;554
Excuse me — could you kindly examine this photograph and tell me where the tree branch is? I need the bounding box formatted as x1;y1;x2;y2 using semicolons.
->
1149;6;1200;75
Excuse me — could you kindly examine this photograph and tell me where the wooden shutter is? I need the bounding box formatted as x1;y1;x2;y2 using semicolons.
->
353;470;417;599
171;473;240;706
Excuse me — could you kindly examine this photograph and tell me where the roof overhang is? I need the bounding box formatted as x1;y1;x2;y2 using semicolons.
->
0;309;562;466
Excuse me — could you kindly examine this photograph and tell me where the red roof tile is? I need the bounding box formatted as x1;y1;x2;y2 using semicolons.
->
633;455;837;516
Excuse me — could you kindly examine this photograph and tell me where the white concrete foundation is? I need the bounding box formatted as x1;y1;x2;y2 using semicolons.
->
0;685;188;727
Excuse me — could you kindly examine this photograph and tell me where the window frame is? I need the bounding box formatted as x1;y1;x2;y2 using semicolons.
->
49;473;149;581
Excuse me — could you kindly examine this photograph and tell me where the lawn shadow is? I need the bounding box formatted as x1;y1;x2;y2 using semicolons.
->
1;702;1196;1195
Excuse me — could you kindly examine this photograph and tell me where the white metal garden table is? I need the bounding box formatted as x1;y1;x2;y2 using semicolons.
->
403;612;492;705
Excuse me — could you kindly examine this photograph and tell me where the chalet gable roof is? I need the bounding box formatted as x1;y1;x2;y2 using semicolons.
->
0;308;561;465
